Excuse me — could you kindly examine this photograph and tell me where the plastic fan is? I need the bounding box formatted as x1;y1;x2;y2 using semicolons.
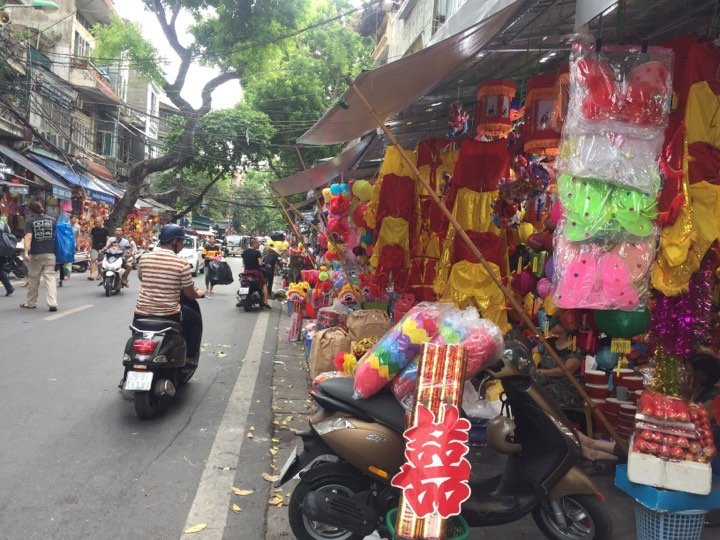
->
598;253;632;293
612;189;656;237
613;242;652;281
554;256;596;306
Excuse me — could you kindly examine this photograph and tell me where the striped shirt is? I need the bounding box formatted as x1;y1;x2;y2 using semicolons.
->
135;248;193;316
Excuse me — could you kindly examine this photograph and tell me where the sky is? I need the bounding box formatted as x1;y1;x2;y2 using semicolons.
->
114;0;242;110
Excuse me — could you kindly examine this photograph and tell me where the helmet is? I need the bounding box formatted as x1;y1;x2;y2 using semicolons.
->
159;224;188;243
270;231;286;241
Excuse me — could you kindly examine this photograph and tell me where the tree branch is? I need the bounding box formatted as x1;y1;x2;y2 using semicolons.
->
152;0;186;58
198;70;241;115
171;168;227;221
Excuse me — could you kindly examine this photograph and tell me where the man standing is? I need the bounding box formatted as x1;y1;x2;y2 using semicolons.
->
262;244;280;298
20;201;57;311
102;227;136;287
89;217;109;280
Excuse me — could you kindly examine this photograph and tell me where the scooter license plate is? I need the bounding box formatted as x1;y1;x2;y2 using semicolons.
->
278;445;298;483
239;287;249;295
124;371;153;391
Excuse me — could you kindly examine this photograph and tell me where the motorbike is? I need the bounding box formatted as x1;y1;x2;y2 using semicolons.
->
101;248;124;296
278;338;613;540
71;250;90;273
237;270;264;312
121;295;201;420
1;242;27;279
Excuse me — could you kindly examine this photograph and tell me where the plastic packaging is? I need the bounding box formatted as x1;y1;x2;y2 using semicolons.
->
557;173;658;240
352;302;453;400
551;229;656;310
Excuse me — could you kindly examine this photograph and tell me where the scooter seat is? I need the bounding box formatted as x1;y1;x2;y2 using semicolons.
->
132;318;182;332
319;378;406;432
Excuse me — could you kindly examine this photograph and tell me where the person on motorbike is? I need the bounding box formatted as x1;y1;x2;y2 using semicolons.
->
101;227;136;287
241;238;271;309
134;224;205;366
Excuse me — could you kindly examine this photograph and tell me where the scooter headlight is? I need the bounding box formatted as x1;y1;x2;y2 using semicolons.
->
105;271;114;277
314;416;356;436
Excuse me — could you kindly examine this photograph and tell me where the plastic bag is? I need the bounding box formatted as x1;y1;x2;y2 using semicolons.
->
551;227;656;310
557;173;658;241
462;381;502;420
209;260;234;285
352;302;453;400
54;221;75;264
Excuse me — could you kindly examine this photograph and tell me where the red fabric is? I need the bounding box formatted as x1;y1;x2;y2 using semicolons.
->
242;269;266;286
375;243;409;293
688;141;720;184
408;257;439;302
417;138;450;193
451;139;510;193
452;231;504;271
375;173;417;236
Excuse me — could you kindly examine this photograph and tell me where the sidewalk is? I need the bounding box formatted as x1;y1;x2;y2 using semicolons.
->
262;309;718;539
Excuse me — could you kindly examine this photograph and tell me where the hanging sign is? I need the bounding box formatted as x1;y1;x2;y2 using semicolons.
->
52;185;72;200
8;184;29;195
89;190;115;206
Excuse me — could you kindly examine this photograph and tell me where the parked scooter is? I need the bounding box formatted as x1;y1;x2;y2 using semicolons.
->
278;338;613;540
71;250;90;273
101;248;124;296
121;295;201;419
236;271;264;312
1;241;27;279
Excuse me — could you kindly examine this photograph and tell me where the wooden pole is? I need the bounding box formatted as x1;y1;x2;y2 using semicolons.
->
350;80;628;454
268;188;317;269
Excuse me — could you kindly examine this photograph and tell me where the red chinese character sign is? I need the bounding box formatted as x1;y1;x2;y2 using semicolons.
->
391;404;472;519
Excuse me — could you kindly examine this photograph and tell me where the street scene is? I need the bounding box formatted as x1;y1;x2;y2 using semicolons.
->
3;0;720;539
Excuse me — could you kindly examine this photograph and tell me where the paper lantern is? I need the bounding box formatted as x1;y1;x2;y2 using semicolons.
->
592;309;650;339
474;79;516;137
523;74;561;156
352;202;369;230
537;277;552;299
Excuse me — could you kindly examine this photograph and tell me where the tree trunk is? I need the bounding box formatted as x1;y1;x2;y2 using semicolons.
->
171;169;226;222
106;169;146;230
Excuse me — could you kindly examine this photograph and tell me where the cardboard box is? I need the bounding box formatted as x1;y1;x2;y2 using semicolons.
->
627;446;713;496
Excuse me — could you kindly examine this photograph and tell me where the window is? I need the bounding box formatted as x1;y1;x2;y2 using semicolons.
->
71;118;90;150
95;119;115;156
149;92;158;115
74;31;91;58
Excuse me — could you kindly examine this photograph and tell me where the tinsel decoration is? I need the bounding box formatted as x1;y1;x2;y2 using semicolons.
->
649;257;714;358
648;348;685;397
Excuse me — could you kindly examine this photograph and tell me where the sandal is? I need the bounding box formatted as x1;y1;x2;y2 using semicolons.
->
20;303;36;309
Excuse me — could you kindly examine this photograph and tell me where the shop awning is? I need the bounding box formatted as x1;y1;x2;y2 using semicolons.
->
296;0;524;145
0;180;29;195
270;136;375;197
28;153;116;205
0;144;72;199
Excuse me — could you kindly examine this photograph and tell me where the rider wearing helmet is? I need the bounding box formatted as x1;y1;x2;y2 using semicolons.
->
134;224;205;365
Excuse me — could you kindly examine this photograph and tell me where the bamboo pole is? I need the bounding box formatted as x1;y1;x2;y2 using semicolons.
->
350;80;628;454
268;188;317;269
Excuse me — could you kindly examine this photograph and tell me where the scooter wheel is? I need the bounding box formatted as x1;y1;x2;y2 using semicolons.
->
105;281;111;297
288;462;370;540
134;391;160;420
532;493;613;540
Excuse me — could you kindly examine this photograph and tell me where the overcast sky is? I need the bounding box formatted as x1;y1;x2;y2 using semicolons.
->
114;0;242;110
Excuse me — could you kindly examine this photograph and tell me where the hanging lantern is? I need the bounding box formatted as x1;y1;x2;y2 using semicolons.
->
550;63;570;131
523;74;561;156
474;79;516;137
593;308;651;354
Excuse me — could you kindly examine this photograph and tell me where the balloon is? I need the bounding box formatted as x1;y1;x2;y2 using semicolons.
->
595;346;620;370
322;188;332;203
352;180;372;201
544;256;555;281
352;203;369;230
330;184;342;196
536;277;552;299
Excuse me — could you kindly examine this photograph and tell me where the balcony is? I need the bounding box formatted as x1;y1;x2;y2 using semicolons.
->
69;58;120;105
0;105;25;139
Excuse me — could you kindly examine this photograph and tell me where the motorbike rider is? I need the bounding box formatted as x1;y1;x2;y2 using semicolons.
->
101;227;137;287
241;238;271;309
134;224;205;366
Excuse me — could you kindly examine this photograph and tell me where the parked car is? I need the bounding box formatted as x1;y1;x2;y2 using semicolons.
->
225;235;246;257
178;235;205;276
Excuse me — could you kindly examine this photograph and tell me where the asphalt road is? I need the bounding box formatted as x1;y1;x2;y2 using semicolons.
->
0;257;280;539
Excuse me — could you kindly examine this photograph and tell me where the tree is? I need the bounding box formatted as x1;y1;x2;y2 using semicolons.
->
232;169;286;233
95;0;310;229
244;0;373;175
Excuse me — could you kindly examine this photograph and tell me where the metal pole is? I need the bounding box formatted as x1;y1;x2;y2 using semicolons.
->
349;79;627;454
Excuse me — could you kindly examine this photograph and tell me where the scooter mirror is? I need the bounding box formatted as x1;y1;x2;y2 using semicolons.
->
502;339;534;375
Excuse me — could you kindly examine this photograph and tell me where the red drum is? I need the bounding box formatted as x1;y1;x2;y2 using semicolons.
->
585;369;609;386
585;384;609;399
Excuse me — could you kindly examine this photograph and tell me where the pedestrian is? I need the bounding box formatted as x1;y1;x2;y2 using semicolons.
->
201;235;222;292
71;216;81;243
89;216;109;280
20;201;58;312
0;215;14;296
262;244;281;298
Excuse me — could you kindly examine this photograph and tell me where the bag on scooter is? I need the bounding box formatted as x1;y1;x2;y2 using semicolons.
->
209;260;234;285
309;327;351;379
0;228;17;257
54;221;75;264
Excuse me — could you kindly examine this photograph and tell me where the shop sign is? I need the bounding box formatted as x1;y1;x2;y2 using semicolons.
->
90;190;115;206
8;184;29;195
52;185;72;200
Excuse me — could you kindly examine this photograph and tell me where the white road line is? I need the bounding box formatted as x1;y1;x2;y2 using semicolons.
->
44;304;93;321
181;312;270;539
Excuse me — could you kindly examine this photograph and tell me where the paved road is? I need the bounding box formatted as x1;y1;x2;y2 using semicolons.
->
0;258;280;539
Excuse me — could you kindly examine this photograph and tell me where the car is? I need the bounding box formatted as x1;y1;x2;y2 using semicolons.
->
225;235;248;257
178;235;205;276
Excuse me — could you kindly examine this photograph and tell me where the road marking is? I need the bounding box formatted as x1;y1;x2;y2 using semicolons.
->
44;304;93;321
181;312;270;540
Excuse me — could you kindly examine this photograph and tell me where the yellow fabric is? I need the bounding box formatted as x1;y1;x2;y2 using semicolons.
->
369;216;410;268
417;146;460;197
689;181;720;251
365;177;382;230
658;205;696;267
378;146;417;178
685;81;720;147
441;259;509;332
202;246;223;259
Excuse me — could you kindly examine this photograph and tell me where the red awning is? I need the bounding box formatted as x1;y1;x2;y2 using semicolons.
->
82;158;115;180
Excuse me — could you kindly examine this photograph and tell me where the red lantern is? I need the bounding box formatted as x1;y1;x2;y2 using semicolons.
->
474;79;516;137
523;74;561;156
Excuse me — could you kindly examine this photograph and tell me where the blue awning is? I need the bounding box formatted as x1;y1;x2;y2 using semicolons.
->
0;144;73;199
28;153;116;205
